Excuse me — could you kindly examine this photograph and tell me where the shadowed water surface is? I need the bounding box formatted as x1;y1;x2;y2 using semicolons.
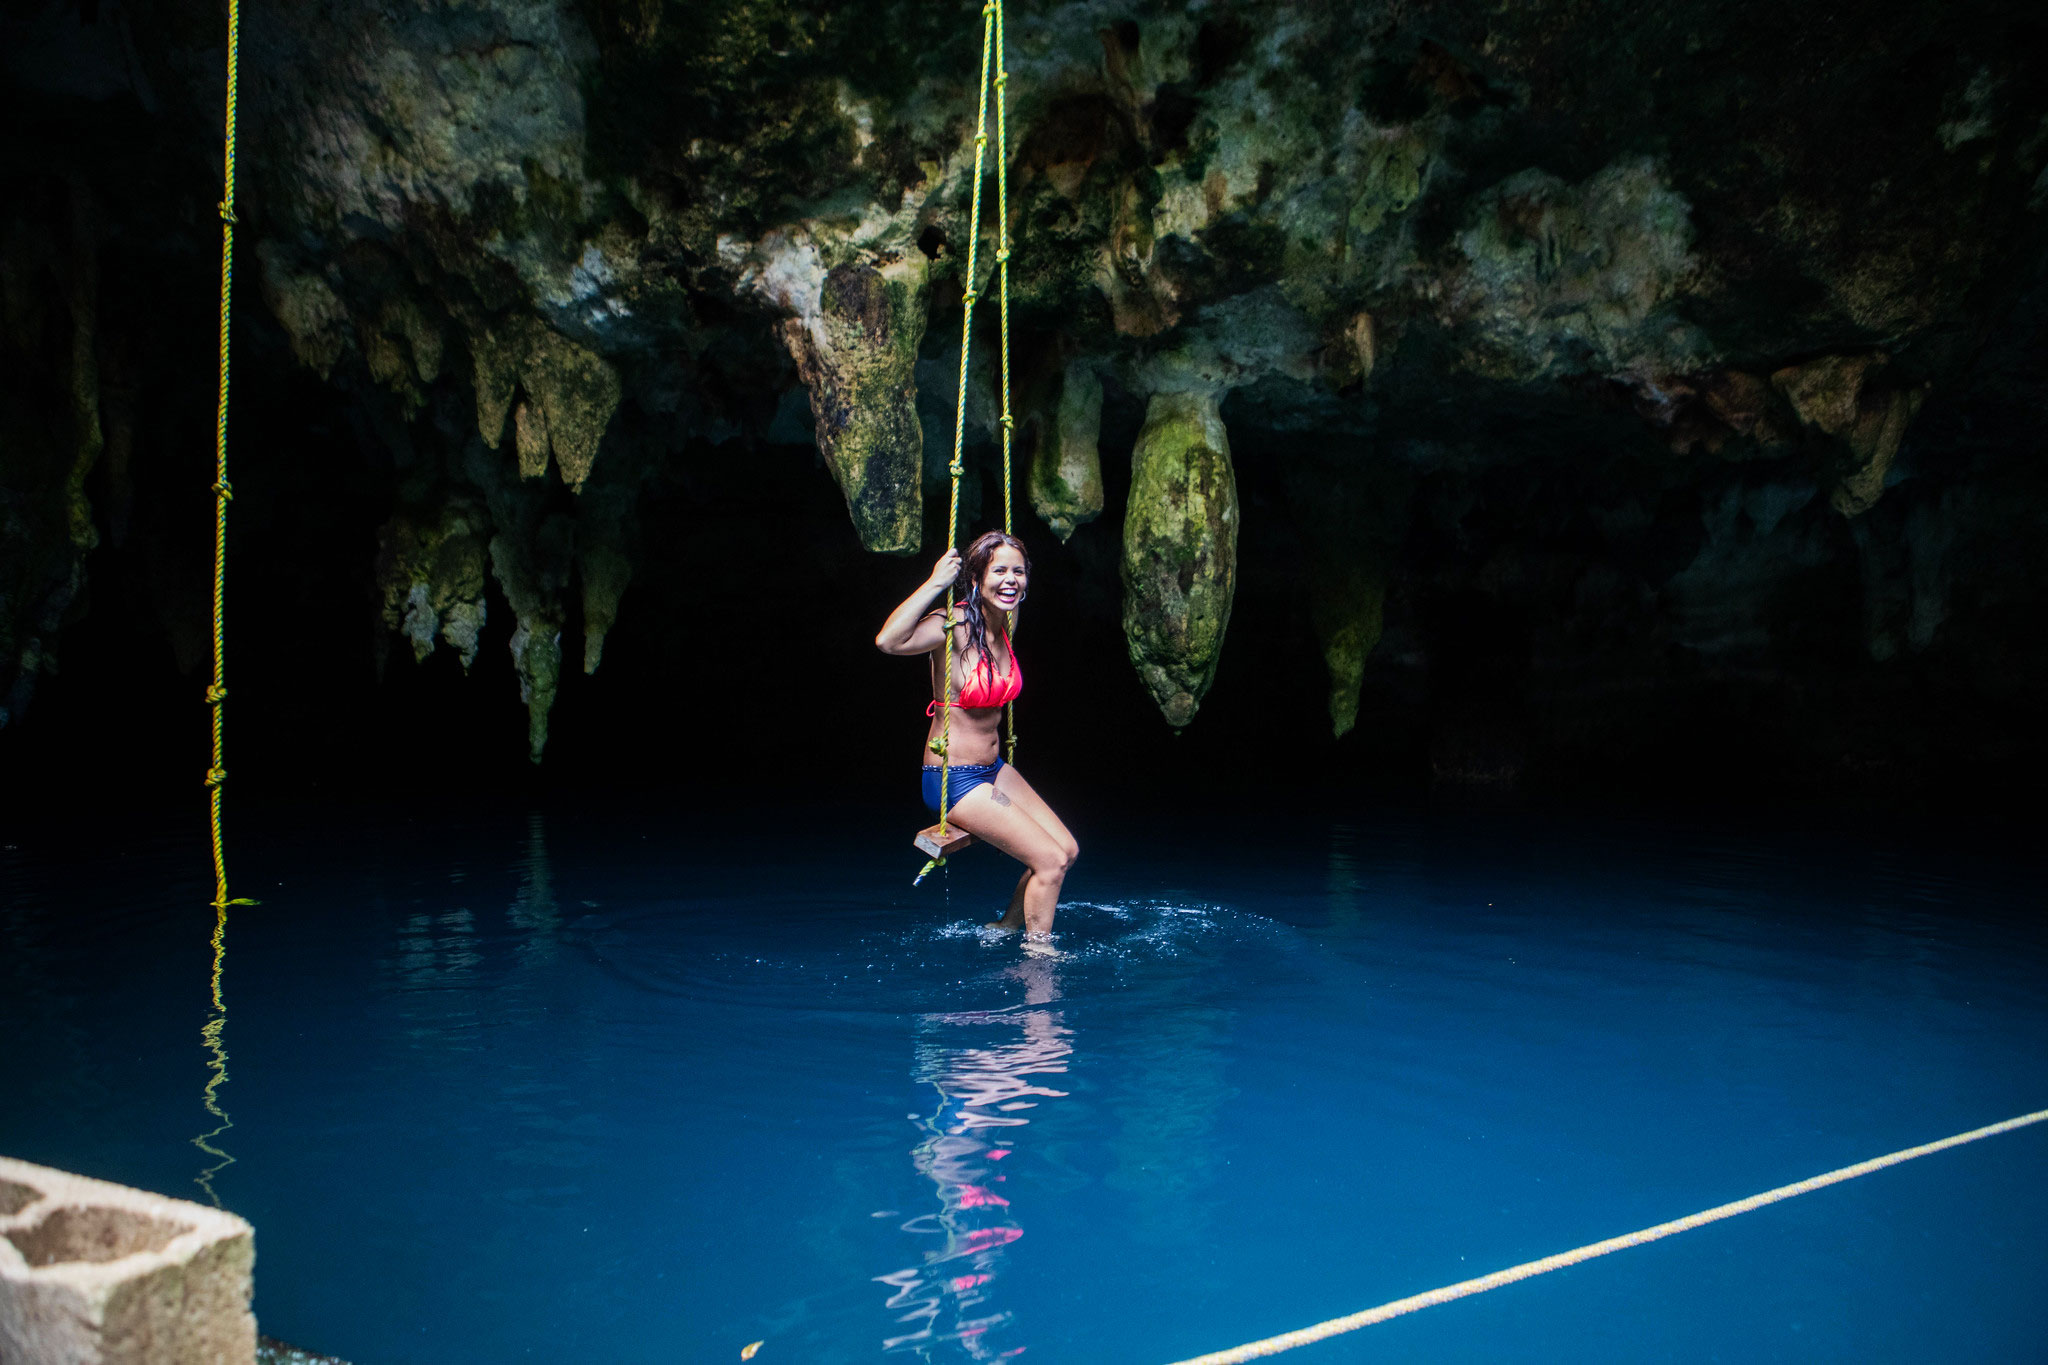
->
2;802;2044;1364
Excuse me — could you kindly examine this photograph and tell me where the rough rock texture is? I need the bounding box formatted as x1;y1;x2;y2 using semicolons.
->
1029;360;1105;540
779;253;930;551
5;0;2048;778
257;1339;351;1365
0;177;102;732
1284;456;1410;738
471;317;624;494
0;1155;257;1365
377;501;491;670
1122;391;1239;727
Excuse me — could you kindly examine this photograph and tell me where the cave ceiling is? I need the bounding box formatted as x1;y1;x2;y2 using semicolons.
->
3;0;2045;779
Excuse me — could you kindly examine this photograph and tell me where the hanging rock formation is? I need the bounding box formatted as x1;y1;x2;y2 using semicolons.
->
472;317;623;493
575;484;636;676
1284;458;1411;739
1769;354;1927;517
376;502;491;670
7;0;2048;785
491;527;568;766
1028;361;1105;541
777;254;931;554
1122;391;1240;728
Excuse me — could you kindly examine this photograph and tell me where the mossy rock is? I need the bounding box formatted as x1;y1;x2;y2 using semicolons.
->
784;253;929;553
1121;390;1239;727
1029;361;1104;541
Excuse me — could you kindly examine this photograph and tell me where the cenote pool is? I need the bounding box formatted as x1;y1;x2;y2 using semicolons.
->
3;801;2045;1364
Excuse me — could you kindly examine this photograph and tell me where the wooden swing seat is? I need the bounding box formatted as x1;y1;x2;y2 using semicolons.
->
914;824;977;859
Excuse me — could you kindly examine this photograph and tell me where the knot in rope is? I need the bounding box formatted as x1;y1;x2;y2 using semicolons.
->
204;0;243;911
962;290;979;305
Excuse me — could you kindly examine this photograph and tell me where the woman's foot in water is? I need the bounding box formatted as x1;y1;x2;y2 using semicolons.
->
987;870;1030;931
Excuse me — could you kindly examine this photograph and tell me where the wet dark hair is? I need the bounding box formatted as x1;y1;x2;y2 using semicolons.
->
955;530;1030;687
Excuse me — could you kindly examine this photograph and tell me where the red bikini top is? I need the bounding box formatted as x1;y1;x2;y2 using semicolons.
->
927;613;1021;714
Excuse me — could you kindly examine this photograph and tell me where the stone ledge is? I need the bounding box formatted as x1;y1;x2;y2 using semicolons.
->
0;1155;255;1365
259;1336;351;1365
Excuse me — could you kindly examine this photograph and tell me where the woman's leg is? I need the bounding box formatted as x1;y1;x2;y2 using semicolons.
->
993;868;1030;931
943;782;1073;935
990;766;1079;867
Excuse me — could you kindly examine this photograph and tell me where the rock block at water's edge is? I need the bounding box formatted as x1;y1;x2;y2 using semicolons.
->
0;1155;255;1365
259;1336;352;1365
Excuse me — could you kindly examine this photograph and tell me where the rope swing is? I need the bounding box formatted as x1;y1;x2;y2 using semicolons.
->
207;0;256;910
914;0;1016;885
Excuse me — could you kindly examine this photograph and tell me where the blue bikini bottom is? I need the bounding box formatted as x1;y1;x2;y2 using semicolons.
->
921;758;1003;813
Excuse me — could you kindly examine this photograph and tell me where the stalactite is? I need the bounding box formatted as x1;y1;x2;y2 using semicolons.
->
1028;361;1104;542
1121;391;1239;728
779;255;930;554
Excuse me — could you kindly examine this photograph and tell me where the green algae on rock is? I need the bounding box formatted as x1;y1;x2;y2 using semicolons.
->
780;253;930;554
1448;158;1705;383
495;540;566;766
1284;456;1410;739
1122;391;1240;728
10;0;2048;783
375;502;490;670
471;316;623;493
1314;564;1386;740
1029;361;1105;541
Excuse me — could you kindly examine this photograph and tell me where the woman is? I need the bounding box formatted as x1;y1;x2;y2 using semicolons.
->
875;530;1079;936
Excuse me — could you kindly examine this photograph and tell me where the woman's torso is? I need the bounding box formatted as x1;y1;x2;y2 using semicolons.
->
921;618;1018;768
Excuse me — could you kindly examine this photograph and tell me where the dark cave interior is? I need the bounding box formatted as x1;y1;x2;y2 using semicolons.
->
6;0;2048;822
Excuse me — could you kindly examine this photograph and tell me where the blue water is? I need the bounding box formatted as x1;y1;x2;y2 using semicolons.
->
3;802;2045;1364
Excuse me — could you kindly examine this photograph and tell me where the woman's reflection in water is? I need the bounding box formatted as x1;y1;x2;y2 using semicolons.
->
877;951;1071;1359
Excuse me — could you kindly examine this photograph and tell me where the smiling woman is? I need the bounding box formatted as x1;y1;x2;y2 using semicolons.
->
874;531;1078;937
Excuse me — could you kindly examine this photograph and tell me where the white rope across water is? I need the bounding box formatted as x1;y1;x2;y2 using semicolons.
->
1165;1107;2048;1365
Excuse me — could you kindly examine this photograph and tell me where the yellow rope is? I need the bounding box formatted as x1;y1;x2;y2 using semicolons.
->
934;0;1000;841
1163;1106;2048;1364
206;0;255;910
993;0;1016;767
916;0;1015;886
200;0;248;1155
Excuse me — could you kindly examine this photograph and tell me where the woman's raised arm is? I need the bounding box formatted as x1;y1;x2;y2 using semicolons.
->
875;548;961;655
